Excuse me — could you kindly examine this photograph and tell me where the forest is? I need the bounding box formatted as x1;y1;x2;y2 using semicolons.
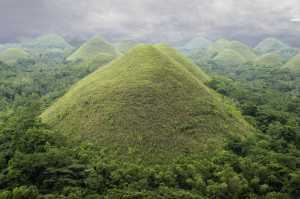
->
0;34;299;199
0;1;300;198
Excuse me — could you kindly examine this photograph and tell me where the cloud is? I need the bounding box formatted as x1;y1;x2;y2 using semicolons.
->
1;0;300;45
290;17;300;22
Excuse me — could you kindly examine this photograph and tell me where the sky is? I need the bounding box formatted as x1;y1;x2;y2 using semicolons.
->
1;0;300;45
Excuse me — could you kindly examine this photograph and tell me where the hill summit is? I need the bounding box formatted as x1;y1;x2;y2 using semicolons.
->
42;44;253;162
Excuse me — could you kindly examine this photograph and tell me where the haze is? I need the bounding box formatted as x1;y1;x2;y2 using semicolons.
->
1;0;300;45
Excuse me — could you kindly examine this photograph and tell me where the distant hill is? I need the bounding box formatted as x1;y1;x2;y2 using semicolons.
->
22;34;72;50
181;37;212;51
42;44;253;163
207;38;232;56
0;48;31;64
228;41;256;61
212;49;246;66
255;37;299;60
255;38;288;54
208;39;256;64
283;53;300;72
66;36;118;63
254;52;283;66
114;39;139;53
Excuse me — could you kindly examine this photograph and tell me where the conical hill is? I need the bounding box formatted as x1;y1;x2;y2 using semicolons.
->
41;44;253;162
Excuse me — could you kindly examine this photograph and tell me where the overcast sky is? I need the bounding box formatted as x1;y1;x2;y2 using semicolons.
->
1;0;300;45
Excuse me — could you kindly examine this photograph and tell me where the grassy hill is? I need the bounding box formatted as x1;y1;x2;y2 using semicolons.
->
66;35;118;63
254;52;283;66
0;48;31;64
212;49;246;66
283;53;300;72
41;44;253;163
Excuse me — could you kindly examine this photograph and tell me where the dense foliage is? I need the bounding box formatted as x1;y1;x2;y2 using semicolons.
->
0;37;299;198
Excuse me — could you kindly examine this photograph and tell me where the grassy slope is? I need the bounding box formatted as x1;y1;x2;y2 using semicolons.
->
0;48;30;64
42;44;253;162
67;36;118;62
254;52;283;66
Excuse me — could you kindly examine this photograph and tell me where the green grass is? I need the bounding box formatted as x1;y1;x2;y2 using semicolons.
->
41;44;254;163
0;48;30;64
254;52;283;66
212;49;246;66
67;35;118;63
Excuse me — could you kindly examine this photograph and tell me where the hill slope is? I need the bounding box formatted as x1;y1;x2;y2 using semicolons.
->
41;44;253;162
0;48;30;64
66;36;118;63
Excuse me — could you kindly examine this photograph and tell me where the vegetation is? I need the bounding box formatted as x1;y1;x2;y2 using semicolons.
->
0;35;300;198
